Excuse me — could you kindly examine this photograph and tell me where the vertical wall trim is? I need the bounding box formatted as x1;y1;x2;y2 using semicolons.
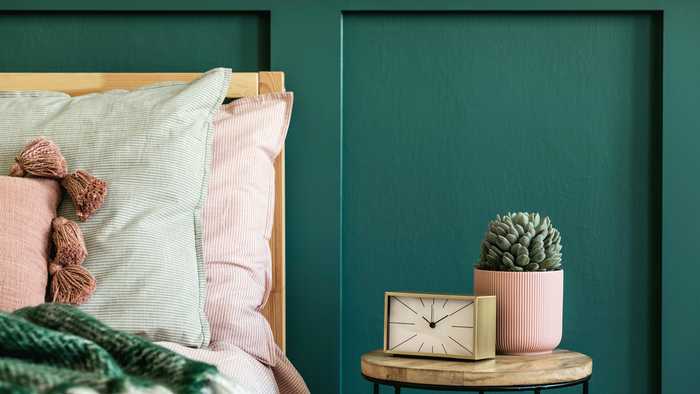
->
269;6;343;391
657;11;664;394
338;11;345;394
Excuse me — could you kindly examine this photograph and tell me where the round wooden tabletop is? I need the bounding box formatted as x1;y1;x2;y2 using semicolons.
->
361;349;592;388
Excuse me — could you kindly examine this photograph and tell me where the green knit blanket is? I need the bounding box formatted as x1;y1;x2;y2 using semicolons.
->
0;304;247;394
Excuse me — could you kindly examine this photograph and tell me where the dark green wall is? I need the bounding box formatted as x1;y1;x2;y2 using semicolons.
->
0;12;269;71
1;2;698;393
343;12;660;394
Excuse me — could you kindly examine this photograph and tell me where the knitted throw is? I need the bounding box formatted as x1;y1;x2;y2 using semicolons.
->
0;304;248;394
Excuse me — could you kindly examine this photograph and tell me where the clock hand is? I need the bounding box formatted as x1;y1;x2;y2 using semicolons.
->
421;316;431;325
433;303;471;326
432;313;451;325
431;299;434;322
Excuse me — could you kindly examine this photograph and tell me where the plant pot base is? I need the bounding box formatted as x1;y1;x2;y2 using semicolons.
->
500;350;554;356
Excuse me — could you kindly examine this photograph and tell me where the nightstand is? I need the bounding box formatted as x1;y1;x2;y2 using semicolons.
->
361;349;592;393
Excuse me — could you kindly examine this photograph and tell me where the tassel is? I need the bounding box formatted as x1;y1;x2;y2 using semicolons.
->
51;217;87;266
61;170;107;221
48;262;96;305
48;218;95;304
9;137;68;178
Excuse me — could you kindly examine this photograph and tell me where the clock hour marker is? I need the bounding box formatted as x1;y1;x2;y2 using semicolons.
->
449;336;473;355
443;299;449;308
395;297;418;314
390;334;417;350
419;297;425;307
417;342;424;352
442;343;448;354
451;325;473;328
431;345;434;353
389;322;414;325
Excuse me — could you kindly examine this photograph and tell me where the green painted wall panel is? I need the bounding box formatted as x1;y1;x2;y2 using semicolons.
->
662;3;700;394
0;12;268;71
342;12;660;394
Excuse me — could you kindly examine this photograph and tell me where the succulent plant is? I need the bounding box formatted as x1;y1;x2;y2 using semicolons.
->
476;212;563;272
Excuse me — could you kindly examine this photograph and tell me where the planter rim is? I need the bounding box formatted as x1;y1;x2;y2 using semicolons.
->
474;267;563;276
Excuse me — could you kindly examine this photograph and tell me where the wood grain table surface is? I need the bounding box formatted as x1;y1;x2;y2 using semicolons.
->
361;349;592;388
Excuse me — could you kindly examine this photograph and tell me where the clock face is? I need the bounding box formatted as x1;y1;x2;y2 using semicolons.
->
387;295;474;357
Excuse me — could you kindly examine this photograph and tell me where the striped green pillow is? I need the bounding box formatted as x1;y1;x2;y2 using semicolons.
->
0;68;231;347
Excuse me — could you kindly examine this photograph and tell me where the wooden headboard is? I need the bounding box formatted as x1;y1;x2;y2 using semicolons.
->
0;71;287;351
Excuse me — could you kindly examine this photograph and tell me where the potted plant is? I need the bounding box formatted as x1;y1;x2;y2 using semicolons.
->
473;212;563;355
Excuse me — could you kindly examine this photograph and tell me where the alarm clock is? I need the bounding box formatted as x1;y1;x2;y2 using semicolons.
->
383;291;496;360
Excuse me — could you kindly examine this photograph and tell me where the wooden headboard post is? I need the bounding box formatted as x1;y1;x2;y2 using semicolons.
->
259;72;287;351
0;71;287;351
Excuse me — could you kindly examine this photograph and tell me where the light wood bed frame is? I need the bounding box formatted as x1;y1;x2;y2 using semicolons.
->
0;72;287;351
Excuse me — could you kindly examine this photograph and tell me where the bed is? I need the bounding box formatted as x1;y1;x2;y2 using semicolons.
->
0;72;294;393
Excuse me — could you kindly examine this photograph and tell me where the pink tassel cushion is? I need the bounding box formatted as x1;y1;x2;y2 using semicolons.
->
0;176;61;311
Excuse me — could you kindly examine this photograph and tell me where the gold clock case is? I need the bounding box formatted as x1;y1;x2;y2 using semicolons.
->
383;291;496;361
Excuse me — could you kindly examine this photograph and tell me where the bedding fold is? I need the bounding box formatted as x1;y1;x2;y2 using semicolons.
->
160;341;309;394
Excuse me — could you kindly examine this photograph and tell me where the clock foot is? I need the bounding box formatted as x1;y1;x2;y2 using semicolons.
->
373;383;378;394
394;385;401;394
582;380;589;394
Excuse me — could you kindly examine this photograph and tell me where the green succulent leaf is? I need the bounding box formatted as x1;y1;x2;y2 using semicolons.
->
515;254;530;267
496;235;511;250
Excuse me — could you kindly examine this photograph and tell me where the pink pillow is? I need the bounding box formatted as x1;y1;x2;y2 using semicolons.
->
0;176;61;311
204;92;292;362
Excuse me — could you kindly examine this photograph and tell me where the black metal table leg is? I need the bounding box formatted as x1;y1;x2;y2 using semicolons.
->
363;373;591;393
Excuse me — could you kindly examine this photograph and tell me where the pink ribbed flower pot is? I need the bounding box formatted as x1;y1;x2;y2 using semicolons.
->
473;268;563;355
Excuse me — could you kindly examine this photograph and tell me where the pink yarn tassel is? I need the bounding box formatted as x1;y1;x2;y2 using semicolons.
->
51;217;87;266
9;137;67;179
61;170;107;221
48;217;95;304
48;262;96;305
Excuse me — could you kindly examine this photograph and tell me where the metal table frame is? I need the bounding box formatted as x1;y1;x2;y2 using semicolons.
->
362;374;591;393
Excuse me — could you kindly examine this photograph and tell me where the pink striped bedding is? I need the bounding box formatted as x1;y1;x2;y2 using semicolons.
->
158;342;279;393
202;92;308;393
